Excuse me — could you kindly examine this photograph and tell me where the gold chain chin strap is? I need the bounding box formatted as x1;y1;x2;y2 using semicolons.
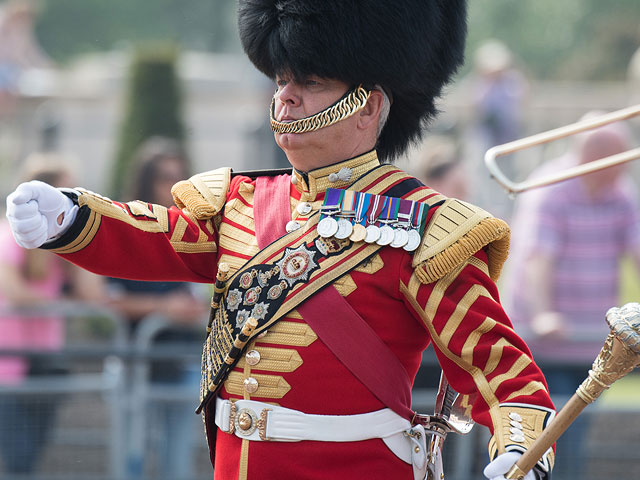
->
270;86;372;134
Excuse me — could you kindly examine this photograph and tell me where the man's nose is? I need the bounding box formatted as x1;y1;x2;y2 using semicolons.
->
277;83;301;107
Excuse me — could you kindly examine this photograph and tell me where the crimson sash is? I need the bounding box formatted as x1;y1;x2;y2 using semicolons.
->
254;173;414;420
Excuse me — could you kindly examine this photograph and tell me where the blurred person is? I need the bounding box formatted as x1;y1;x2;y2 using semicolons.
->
106;137;207;480
0;0;53;117
5;3;558;480
415;136;469;200
470;40;528;149
464;39;529;220
505;114;640;478
0;154;102;474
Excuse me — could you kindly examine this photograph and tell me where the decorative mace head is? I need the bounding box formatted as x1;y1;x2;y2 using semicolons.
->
606;303;640;354
577;302;640;404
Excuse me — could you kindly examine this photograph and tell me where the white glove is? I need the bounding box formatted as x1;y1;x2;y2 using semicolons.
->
5;180;78;249
484;451;537;480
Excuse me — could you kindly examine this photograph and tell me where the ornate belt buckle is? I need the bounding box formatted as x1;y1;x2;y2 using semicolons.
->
235;408;259;436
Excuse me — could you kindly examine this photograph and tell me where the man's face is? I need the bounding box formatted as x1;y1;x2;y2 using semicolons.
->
578;129;628;195
272;74;362;171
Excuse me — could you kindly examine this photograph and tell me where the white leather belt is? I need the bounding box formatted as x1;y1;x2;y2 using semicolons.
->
214;397;429;480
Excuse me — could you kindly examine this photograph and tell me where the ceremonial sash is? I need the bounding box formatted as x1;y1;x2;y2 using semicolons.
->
253;174;414;418
197;206;384;413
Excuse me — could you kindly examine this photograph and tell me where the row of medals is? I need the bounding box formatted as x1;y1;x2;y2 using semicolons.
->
317;208;422;252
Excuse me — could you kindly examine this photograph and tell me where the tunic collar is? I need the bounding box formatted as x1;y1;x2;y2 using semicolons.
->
291;150;381;201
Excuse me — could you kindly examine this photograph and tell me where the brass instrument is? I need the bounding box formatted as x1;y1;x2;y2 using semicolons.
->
484;104;640;194
505;303;640;479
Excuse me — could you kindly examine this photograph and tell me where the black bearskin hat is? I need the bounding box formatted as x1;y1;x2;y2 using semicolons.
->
238;0;467;161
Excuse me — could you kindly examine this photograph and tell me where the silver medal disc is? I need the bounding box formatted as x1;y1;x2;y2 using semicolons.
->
334;218;354;239
317;217;338;238
364;225;381;243
403;229;421;252
390;228;409;248
376;225;394;246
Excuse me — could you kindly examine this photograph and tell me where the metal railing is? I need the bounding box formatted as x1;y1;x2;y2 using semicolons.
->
1;305;639;479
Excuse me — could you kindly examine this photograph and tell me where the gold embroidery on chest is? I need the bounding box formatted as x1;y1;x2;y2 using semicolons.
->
218;196;259;259
216;255;247;275
334;275;357;297
236;346;303;373
217;254;252;274
258;320;318;347
225;371;291;399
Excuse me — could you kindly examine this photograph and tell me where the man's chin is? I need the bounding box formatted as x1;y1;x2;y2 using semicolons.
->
275;132;305;150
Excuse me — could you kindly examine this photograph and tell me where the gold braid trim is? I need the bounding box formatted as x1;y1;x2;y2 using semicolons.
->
415;217;510;285
270;86;371;134
488;403;556;474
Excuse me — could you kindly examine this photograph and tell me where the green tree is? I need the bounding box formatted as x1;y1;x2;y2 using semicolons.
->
34;0;238;63
111;44;186;198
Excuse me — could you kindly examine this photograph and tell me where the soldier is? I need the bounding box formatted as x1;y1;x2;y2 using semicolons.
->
6;1;555;479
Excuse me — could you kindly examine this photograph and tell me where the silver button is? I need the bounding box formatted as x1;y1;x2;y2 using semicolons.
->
510;420;523;429
245;350;261;366
328;172;339;183
508;412;522;422
509;434;525;443
510;427;523;435
244;377;259;394
285;220;301;232
297;202;312;215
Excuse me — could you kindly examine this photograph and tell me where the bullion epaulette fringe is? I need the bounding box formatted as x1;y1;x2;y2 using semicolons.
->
412;199;510;284
171;167;232;220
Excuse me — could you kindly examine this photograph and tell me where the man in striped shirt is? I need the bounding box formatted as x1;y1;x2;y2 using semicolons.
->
506;115;640;476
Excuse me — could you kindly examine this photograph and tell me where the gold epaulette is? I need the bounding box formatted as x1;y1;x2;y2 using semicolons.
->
171;167;232;220
412;198;510;284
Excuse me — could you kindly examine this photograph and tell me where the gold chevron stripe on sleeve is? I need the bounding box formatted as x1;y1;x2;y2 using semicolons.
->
488;355;534;392
400;262;505;452
439;284;491;347
504;382;547;402
461;316;496;365
170;216;188;243
484;338;512;375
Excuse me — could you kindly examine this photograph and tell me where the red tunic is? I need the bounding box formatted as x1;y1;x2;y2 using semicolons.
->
45;151;555;479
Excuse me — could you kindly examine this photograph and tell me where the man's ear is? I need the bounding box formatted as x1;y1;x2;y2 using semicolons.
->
357;89;384;130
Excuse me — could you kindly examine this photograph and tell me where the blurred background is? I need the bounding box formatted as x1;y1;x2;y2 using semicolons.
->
1;1;640;479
